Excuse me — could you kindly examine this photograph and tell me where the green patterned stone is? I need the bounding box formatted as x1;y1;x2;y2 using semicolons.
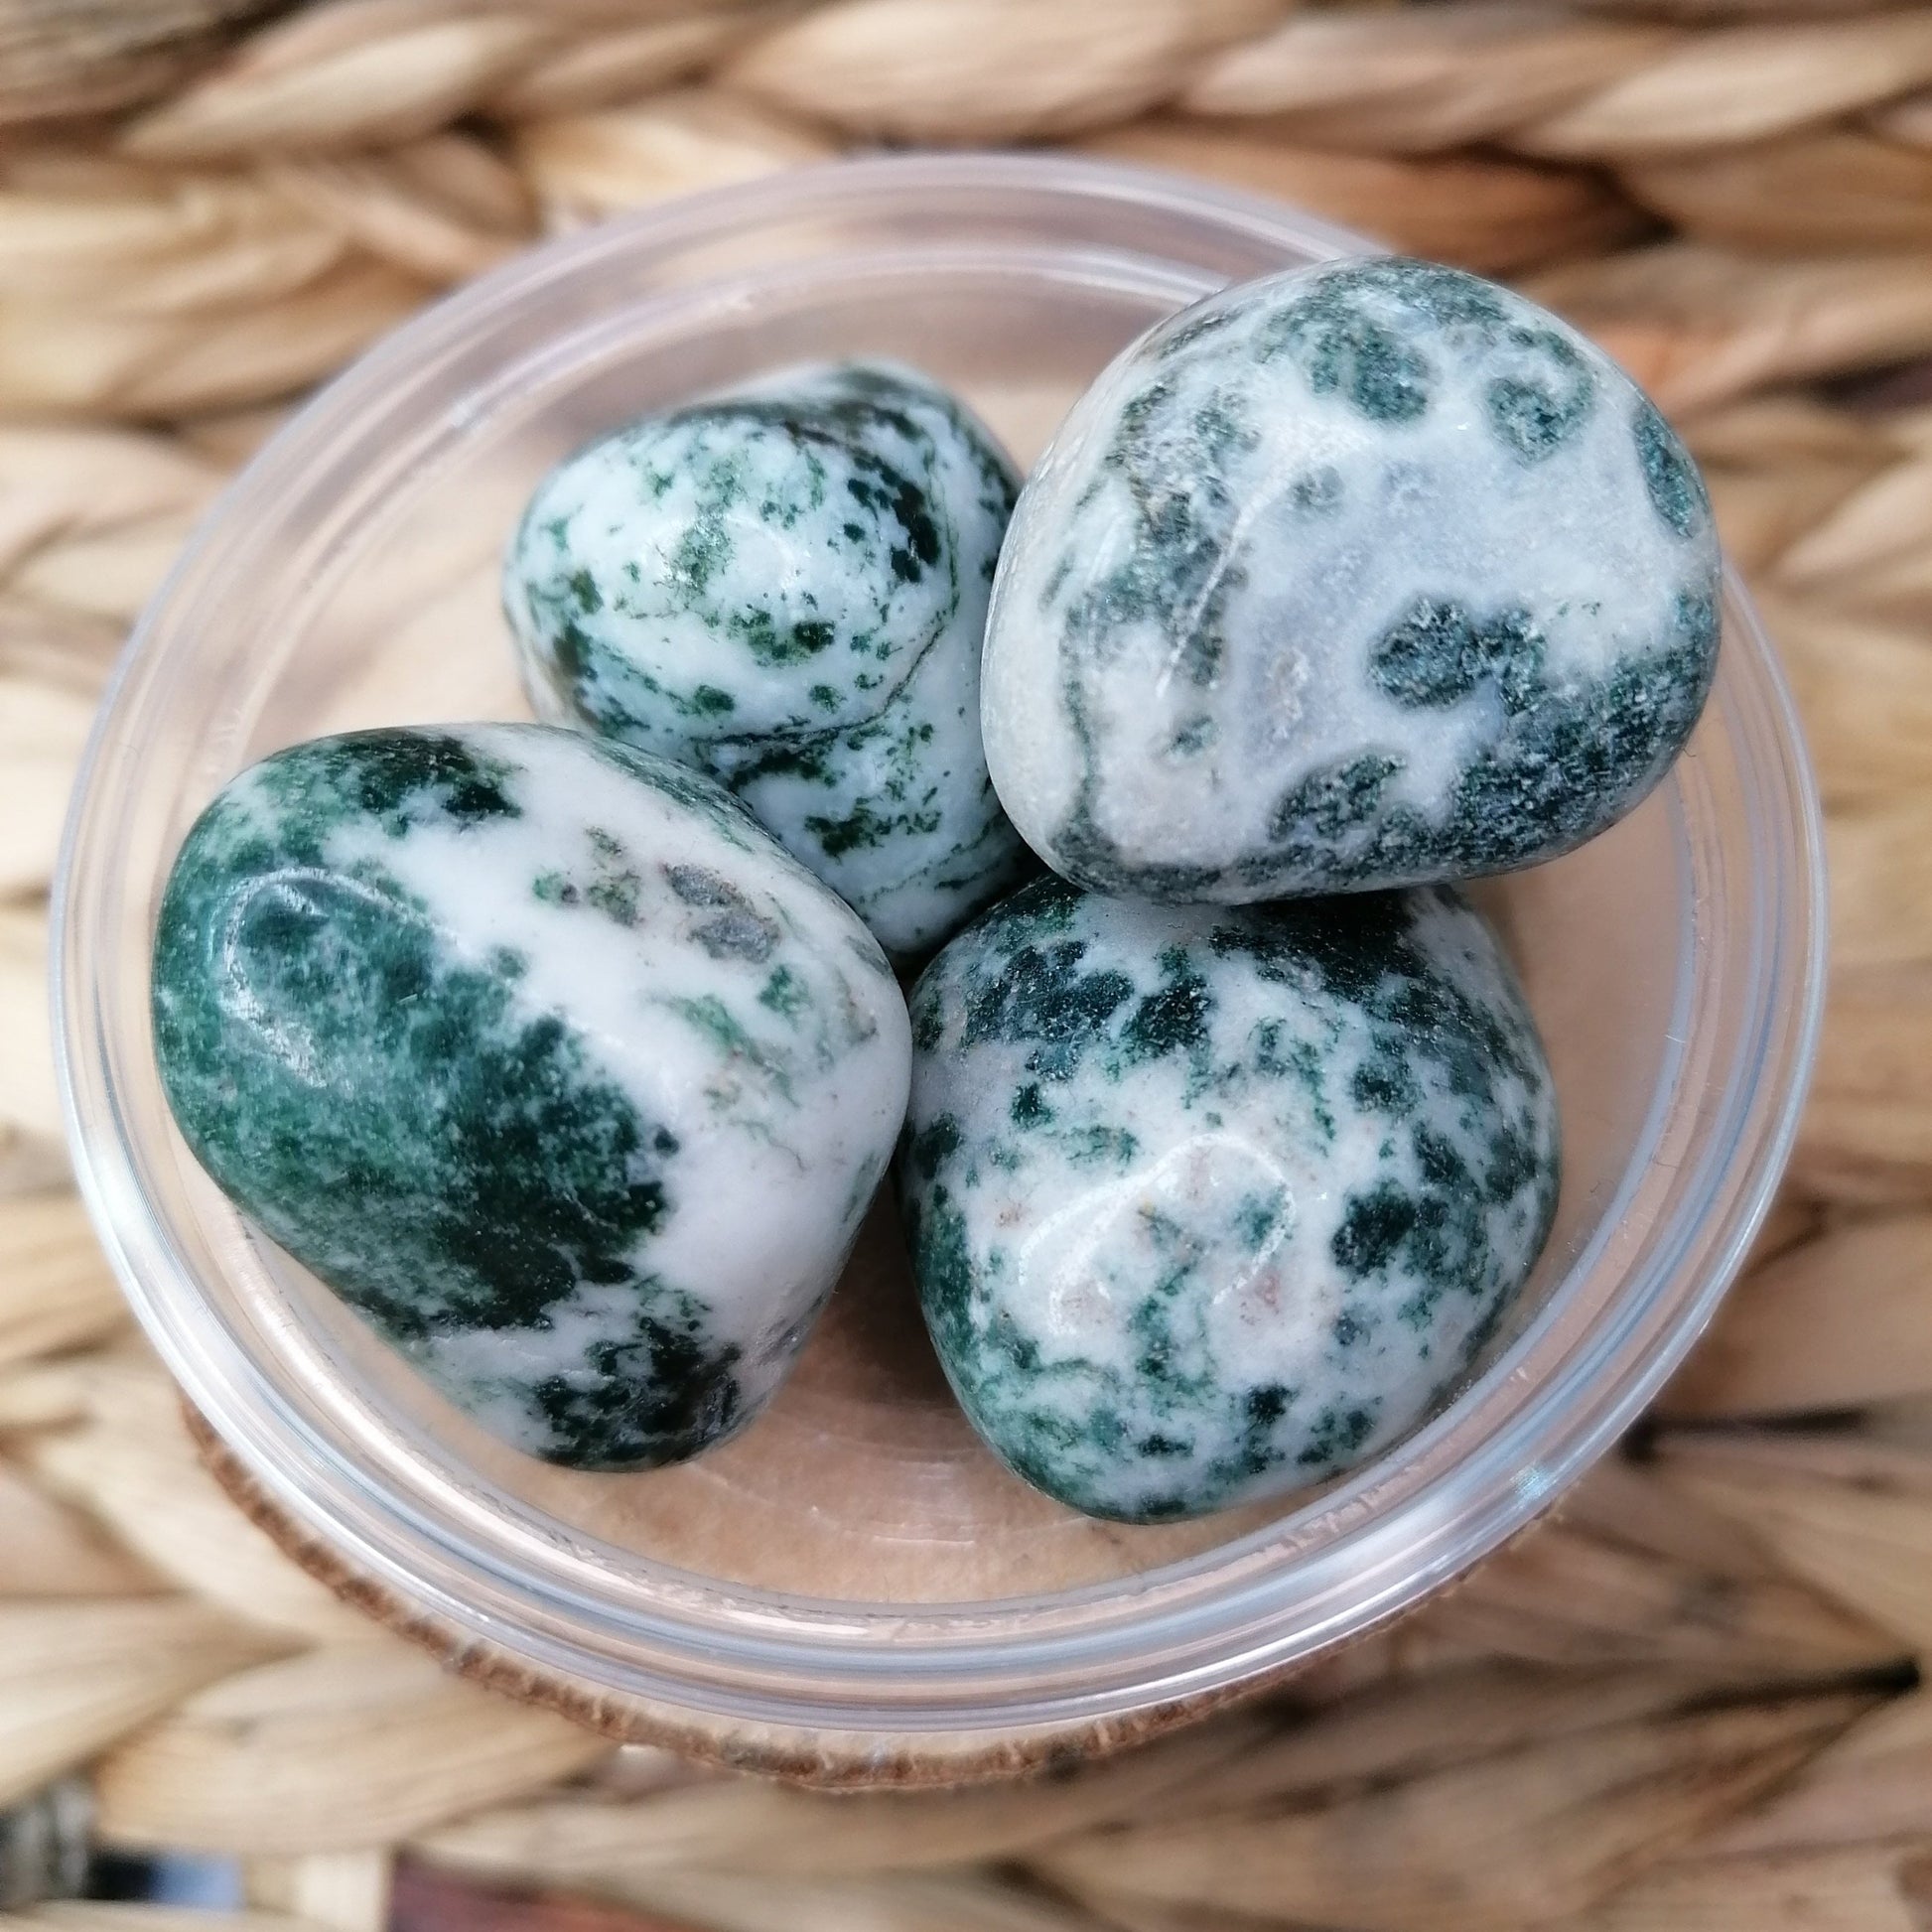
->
504;360;1031;958
898;875;1560;1522
153;724;910;1470
982;259;1722;902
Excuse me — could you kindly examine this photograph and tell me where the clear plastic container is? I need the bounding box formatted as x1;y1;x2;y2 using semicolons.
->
56;154;1826;1782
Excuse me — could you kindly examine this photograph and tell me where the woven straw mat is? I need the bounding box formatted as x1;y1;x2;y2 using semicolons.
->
3;1;1932;1927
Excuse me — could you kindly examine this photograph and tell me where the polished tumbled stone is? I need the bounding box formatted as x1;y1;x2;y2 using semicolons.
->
982;258;1723;902
153;724;910;1470
504;359;1031;959
897;876;1559;1522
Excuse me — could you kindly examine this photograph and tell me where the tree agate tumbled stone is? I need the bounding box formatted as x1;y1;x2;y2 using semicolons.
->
504;360;1031;959
897;876;1559;1522
152;724;910;1471
982;258;1722;902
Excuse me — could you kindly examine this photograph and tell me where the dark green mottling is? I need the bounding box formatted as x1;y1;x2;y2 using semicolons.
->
1060;374;1256;692
1264;755;1401;850
1484;326;1595;465
151;729;754;1471
958;927;1135;1084
1256;280;1432;423
1249;260;1521;430
1120;948;1212;1064
1632;394;1712;541
529;1321;740;1469
1262;593;1717;892
1369;598;1545;714
898;877;1559;1522
508;361;1026;957
1020;260;1716;903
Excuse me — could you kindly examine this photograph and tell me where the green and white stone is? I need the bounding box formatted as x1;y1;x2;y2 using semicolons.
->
982;258;1723;902
153;724;910;1471
897;876;1559;1523
504;359;1031;959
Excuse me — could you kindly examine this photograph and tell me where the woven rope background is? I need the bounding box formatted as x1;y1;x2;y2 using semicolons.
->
5;1;1932;1927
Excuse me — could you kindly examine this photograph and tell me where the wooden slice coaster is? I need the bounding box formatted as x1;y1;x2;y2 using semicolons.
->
183;1190;1340;1789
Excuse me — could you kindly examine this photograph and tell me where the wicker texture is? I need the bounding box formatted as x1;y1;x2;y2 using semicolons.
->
4;1;1932;1927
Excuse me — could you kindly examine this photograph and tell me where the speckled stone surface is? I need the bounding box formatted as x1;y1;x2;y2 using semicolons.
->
981;259;1722;903
153;724;910;1470
897;876;1559;1522
504;360;1031;958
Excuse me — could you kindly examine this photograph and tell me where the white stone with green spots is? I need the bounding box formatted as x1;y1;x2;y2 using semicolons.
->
897;876;1559;1523
152;723;910;1471
504;360;1031;958
981;258;1722;903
